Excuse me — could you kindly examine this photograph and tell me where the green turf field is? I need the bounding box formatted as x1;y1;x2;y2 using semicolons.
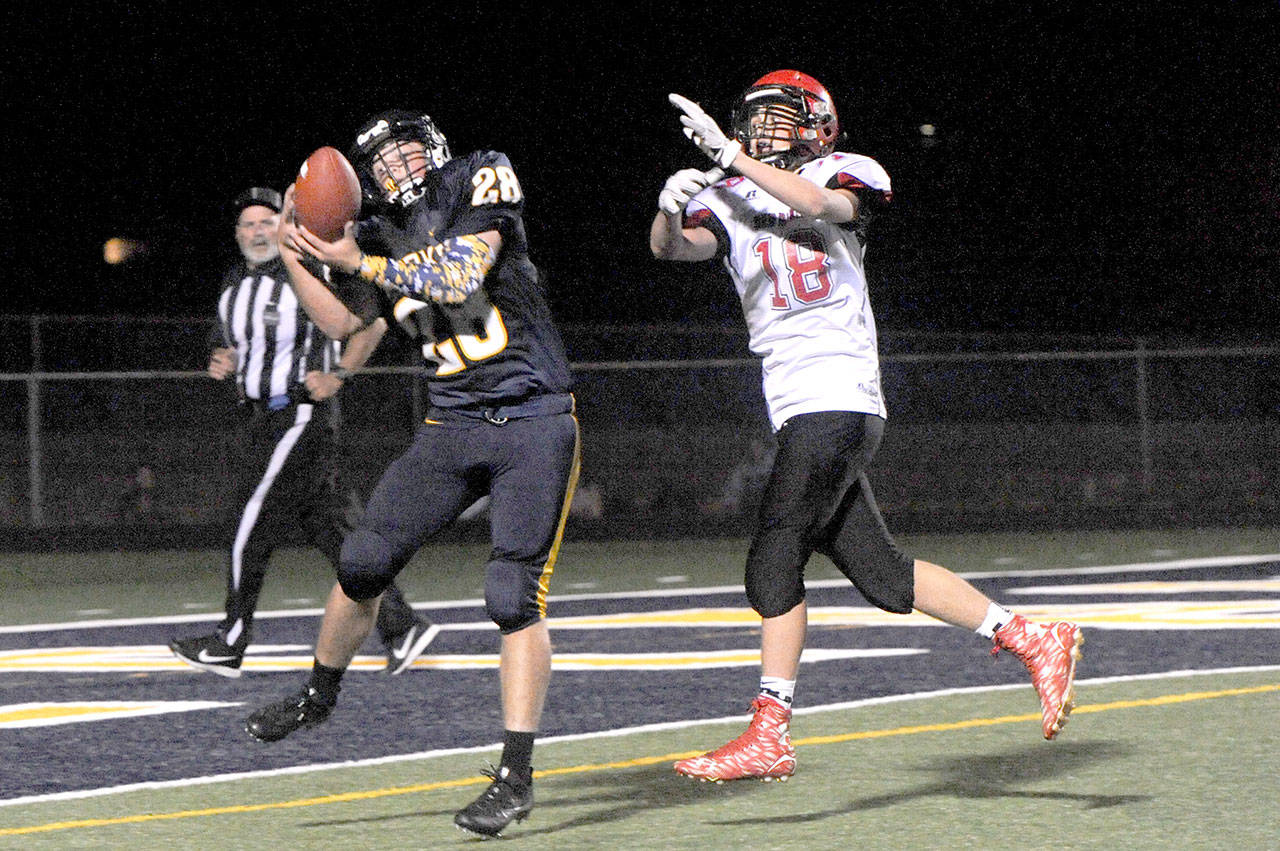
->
3;669;1276;849
2;527;1278;849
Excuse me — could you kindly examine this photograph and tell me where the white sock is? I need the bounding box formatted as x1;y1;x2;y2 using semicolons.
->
975;603;1014;639
759;676;796;708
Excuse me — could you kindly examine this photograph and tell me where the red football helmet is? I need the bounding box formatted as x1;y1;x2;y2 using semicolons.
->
732;70;839;169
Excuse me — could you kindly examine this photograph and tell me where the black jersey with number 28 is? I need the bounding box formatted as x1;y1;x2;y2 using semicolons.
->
337;150;572;411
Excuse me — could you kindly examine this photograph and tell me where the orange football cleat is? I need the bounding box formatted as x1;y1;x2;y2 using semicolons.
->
674;697;796;782
993;614;1084;739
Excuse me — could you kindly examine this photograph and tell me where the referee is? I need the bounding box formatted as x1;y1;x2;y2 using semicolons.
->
170;187;438;677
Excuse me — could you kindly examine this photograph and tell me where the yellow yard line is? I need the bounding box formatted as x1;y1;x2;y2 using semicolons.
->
4;682;1277;837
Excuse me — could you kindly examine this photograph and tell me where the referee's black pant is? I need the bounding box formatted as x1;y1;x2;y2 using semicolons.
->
218;400;418;649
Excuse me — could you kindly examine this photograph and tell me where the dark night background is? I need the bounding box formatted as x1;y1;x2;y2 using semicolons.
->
7;2;1279;343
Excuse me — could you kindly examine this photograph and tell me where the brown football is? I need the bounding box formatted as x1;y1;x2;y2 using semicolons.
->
293;146;361;241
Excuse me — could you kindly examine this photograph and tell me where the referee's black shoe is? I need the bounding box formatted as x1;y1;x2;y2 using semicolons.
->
454;765;534;837
383;618;441;676
244;685;334;742
169;633;245;678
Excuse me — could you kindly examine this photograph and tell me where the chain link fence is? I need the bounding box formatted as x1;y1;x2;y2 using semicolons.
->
2;316;1276;546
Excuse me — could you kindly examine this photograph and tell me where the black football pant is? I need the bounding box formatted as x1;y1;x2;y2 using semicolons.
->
218;402;418;648
745;411;915;619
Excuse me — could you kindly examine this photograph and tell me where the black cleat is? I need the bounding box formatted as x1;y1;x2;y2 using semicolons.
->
169;633;244;678
244;685;334;742
454;766;534;837
383;618;441;676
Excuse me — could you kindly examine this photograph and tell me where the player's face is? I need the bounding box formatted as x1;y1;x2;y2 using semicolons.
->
746;105;801;161
235;204;280;265
370;140;431;202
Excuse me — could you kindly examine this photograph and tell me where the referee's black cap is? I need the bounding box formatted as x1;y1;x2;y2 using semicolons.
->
232;187;282;216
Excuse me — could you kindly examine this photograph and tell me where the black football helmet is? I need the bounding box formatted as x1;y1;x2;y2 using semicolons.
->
731;70;839;170
348;110;451;209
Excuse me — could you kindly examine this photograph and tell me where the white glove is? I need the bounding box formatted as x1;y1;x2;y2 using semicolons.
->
669;93;742;169
657;167;725;215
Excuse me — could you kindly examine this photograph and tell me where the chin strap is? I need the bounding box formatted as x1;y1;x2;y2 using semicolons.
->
358;234;496;304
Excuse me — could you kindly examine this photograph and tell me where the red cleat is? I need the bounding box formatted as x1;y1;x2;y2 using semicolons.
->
674;698;796;782
993;614;1084;739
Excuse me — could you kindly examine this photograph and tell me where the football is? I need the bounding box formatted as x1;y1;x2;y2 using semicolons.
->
293;146;361;241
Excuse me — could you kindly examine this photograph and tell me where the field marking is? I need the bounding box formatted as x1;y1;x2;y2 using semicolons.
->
453;596;1280;630
792;682;1280;745
2;664;1277;815
957;553;1280;579
540;601;1280;630
1008;578;1280;594
4;593;1278;676
3;672;1278;837
4;553;1276;635
0;701;241;729
0;646;923;676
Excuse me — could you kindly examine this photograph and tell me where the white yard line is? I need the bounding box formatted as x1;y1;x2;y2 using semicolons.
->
3;664;1277;808
5;553;1277;635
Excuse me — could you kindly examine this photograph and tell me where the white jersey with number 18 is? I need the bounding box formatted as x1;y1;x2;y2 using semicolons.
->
685;152;892;431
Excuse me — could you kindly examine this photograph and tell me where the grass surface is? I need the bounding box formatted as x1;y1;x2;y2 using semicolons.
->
4;670;1277;849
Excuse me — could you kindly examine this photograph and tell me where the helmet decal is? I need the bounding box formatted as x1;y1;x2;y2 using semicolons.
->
349;110;452;209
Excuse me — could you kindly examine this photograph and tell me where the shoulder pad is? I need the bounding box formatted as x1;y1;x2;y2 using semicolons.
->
804;153;891;192
462;150;514;173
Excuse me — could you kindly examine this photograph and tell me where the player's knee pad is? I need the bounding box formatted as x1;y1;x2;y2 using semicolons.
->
484;559;541;634
336;528;395;602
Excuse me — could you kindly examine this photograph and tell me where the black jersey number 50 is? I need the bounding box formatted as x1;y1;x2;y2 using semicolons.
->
423;305;510;376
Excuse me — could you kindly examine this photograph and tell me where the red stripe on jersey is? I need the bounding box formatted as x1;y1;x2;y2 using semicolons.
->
833;172;870;190
829;171;893;205
685;208;716;227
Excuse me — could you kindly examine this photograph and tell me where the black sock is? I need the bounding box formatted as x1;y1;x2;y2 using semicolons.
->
500;730;535;786
307;660;345;705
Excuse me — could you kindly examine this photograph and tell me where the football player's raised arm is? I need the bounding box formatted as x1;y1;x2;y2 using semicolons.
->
283;255;370;340
668;92;855;222
356;230;502;304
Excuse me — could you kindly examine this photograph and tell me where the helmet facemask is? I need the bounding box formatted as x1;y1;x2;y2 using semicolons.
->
369;140;436;208
732;84;837;170
350;112;451;209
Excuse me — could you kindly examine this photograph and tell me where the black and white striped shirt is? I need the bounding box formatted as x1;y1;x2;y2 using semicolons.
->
215;256;337;404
